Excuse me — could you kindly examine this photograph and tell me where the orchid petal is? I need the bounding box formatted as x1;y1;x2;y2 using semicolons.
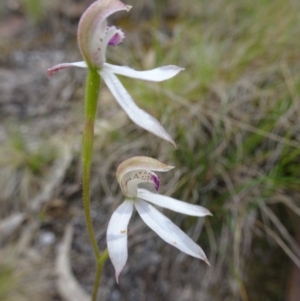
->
117;156;174;180
135;199;209;264
100;70;175;145
120;170;159;198
47;61;87;76
116;157;174;198
103;63;184;82
78;0;131;66
90;26;122;67
138;188;212;217
107;200;134;283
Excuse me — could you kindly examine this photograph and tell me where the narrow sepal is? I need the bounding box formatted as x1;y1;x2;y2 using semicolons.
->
103;63;184;82
138;188;212;217
135;199;209;264
100;70;175;145
47;61;87;76
106;200;134;283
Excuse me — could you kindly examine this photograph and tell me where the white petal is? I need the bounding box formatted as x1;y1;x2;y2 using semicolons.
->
135;199;209;264
138;188;212;217
100;70;175;145
103;63;184;82
106;200;134;283
47;61;87;76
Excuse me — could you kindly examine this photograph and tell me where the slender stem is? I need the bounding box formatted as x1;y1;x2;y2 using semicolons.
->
91;249;109;301
84;69;101;122
82;69;109;301
82;118;100;257
82;69;101;258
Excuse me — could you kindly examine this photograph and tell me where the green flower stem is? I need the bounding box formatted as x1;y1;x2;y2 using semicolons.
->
82;69;100;258
82;117;99;258
84;69;101;122
91;249;109;301
82;69;108;301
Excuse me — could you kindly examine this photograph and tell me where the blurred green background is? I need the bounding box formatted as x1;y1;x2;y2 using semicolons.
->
0;0;300;300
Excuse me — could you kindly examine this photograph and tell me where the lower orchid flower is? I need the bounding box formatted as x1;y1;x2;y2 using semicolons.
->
47;0;183;145
107;156;212;282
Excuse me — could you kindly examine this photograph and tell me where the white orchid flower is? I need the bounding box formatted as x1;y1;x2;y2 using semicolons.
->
107;156;212;282
47;0;183;145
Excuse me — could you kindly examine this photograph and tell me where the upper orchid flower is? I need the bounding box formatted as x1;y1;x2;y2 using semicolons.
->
47;0;183;145
107;156;212;282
